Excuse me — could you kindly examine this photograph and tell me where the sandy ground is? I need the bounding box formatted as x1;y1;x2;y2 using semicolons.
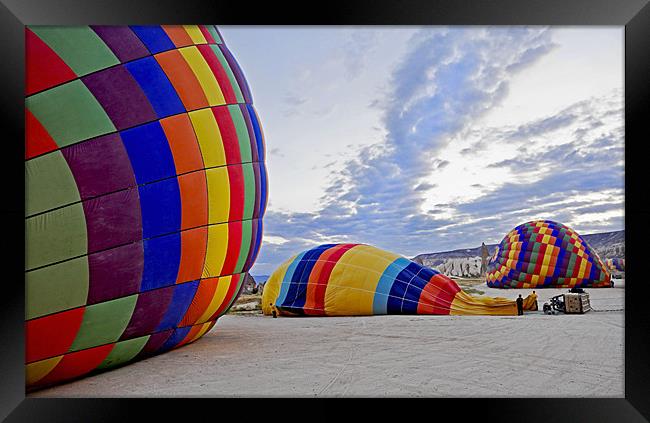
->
30;280;624;397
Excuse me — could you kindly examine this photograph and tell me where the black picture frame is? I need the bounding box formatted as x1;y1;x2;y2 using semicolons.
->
1;0;648;421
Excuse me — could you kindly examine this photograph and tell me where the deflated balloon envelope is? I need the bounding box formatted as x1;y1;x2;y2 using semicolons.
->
262;243;519;317
486;220;610;289
25;25;267;389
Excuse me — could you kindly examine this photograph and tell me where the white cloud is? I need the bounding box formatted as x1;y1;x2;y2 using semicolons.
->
263;235;291;245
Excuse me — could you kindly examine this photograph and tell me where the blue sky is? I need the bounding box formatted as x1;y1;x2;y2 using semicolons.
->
219;26;624;275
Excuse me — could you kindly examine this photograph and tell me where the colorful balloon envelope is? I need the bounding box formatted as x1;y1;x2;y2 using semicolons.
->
25;25;267;389
262;244;519;317
486;220;611;288
605;258;625;272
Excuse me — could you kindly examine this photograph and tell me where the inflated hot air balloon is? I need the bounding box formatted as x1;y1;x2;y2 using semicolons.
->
486;220;610;288
605;258;625;272
262;244;519;317
25;25;267;389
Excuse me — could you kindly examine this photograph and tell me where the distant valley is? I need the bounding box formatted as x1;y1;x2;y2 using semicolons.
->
251;230;625;282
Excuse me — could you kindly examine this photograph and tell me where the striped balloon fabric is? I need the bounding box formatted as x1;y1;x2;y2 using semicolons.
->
486;220;610;288
262;244;518;317
25;25;267;389
605;258;625;272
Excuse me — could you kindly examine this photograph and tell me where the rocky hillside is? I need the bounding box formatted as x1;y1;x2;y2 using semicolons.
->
228;274;264;315
412;230;624;278
581;230;625;259
240;273;263;295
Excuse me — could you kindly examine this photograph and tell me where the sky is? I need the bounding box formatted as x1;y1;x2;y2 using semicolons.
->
218;26;625;276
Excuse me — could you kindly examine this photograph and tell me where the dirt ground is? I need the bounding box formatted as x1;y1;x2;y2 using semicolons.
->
29;280;624;397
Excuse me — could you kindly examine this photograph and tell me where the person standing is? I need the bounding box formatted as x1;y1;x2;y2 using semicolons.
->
516;294;524;316
480;242;489;277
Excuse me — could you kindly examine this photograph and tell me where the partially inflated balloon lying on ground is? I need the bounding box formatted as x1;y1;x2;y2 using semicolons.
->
25;25;267;389
486;220;610;288
262;244;519;316
605;258;625;272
